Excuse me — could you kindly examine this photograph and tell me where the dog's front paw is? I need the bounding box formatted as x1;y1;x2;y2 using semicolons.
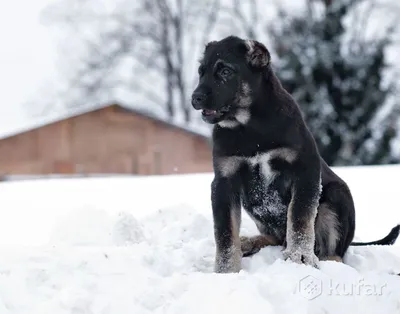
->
214;262;241;273
214;258;241;273
282;247;319;268
214;246;242;273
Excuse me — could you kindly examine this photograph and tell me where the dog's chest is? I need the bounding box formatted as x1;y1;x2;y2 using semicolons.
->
217;149;292;238
232;153;289;238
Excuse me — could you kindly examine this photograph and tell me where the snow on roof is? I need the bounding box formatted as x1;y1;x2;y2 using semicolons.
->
0;102;211;141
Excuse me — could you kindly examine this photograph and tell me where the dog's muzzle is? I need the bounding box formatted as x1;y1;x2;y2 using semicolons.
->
191;89;233;124
191;91;207;110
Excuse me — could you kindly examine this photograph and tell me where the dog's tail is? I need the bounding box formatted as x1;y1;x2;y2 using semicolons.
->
350;224;400;246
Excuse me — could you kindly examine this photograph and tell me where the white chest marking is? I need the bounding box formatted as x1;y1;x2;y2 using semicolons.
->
217;148;297;180
246;152;276;185
244;150;297;216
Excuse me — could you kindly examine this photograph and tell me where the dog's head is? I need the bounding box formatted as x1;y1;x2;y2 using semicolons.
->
191;36;271;126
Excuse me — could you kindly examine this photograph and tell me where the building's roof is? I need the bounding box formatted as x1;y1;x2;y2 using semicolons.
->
0;102;211;141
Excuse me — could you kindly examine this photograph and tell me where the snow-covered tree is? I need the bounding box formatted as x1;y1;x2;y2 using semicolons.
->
269;0;400;165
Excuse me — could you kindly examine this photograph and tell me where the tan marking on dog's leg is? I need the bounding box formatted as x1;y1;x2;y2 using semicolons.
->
213;193;242;273
315;203;340;257
229;211;242;271
320;256;343;263
240;234;279;256
215;208;242;272
283;196;319;266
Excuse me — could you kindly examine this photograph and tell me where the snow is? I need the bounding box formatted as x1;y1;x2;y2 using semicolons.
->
0;166;399;313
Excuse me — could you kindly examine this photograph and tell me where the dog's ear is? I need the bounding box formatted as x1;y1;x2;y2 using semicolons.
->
205;40;217;51
244;40;271;68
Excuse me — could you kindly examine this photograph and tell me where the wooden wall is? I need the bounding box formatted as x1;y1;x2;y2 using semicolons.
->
0;106;212;176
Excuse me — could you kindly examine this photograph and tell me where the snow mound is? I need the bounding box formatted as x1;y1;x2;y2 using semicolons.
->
0;169;399;313
50;208;145;246
0;203;398;313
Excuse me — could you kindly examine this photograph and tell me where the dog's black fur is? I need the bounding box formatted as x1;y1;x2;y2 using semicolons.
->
191;35;400;273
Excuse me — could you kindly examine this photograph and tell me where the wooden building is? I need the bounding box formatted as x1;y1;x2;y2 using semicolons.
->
0;104;213;177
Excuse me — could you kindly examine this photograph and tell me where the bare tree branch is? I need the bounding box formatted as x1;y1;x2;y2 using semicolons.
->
190;0;221;90
42;0;223;123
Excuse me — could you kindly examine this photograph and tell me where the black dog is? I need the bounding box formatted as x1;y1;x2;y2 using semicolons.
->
191;35;400;273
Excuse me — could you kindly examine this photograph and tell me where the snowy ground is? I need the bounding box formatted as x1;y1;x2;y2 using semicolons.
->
0;166;399;313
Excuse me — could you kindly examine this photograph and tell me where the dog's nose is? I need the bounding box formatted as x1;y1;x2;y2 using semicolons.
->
191;92;207;109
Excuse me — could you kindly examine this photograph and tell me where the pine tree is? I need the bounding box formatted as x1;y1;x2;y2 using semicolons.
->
269;0;398;166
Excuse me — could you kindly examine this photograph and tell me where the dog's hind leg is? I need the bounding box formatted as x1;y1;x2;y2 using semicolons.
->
314;203;341;259
240;234;279;257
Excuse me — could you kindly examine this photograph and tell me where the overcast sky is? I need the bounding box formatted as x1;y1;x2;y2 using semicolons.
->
0;0;57;135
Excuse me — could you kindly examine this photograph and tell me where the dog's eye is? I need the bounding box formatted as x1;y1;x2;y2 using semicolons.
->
220;67;232;77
